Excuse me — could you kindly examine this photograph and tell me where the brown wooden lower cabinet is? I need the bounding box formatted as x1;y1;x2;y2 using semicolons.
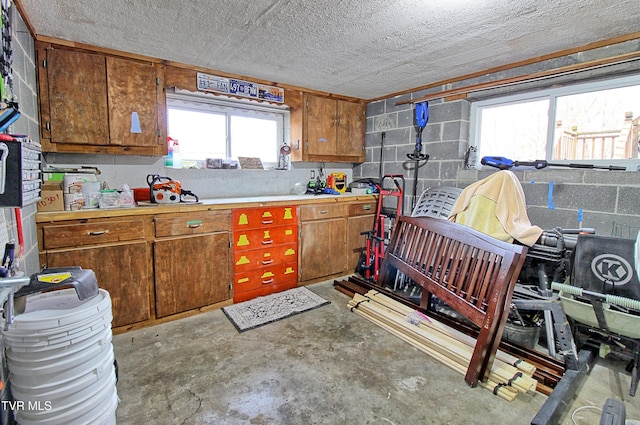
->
299;218;346;281
298;200;377;283
46;241;151;328
153;232;231;317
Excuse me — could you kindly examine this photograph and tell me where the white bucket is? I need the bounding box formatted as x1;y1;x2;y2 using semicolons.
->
3;310;112;342
6;326;111;364
16;372;117;425
9;341;113;387
4;317;112;356
7;335;110;378
10;347;114;399
11;361;114;404
3;319;111;355
4;289;111;331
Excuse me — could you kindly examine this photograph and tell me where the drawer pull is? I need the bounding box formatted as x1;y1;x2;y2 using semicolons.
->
261;220;274;225
319;210;328;214
261;259;274;265
363;204;372;210
262;279;274;284
186;220;203;229
261;240;273;245
87;230;109;236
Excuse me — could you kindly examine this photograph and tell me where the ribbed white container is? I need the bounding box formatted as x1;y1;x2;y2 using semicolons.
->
2;288;118;425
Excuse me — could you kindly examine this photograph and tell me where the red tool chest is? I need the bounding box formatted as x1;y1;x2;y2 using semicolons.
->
232;206;298;302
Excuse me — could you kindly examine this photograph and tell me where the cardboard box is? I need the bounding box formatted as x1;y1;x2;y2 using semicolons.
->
37;182;64;212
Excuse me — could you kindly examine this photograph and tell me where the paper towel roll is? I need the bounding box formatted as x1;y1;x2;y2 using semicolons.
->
64;193;84;211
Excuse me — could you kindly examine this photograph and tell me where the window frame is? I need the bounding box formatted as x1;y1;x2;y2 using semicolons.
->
166;91;290;169
470;73;640;170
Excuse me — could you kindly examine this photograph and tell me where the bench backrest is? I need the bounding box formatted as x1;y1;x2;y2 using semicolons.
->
378;216;527;386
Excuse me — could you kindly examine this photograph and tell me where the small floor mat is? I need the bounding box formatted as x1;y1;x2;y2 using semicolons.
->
222;287;330;332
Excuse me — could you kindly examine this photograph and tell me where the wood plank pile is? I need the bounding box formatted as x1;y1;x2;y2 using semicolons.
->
335;275;565;393
348;289;539;402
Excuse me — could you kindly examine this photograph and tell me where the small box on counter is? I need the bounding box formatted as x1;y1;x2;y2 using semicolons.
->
37;182;64;212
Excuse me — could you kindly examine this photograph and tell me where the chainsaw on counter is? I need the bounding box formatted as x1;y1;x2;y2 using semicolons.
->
146;174;199;203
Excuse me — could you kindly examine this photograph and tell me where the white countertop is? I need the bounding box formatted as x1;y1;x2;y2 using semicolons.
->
198;193;345;205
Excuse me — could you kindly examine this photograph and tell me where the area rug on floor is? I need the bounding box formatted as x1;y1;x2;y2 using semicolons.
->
222;287;330;332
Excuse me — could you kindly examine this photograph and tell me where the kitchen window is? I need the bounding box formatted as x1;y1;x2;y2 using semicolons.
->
470;74;640;169
166;91;288;168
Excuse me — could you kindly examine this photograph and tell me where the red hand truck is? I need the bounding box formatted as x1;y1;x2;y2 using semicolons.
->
360;175;405;282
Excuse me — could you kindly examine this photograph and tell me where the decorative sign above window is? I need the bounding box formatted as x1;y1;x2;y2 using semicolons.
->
196;72;285;104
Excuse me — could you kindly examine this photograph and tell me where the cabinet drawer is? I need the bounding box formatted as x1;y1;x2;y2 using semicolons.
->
347;201;376;216
234;243;297;273
233;225;297;250
155;210;230;237
233;280;298;304
299;203;344;221
234;262;298;294
42;220;145;249
232;206;297;230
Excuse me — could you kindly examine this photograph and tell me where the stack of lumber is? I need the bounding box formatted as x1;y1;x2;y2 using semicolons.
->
348;290;539;402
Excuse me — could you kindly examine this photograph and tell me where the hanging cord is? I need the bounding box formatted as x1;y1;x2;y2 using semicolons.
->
570;405;602;425
12;207;23;273
378;132;385;181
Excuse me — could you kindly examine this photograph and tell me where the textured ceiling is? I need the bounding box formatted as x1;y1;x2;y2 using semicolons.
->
17;0;640;100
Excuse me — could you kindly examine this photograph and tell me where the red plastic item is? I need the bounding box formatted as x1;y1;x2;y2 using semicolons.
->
132;187;150;202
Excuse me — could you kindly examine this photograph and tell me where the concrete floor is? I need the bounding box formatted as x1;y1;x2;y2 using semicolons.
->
113;278;639;425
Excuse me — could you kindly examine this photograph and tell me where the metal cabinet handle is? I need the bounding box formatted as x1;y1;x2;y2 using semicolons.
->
261;240;273;245
261;220;273;225
87;230;109;236
186;220;203;229
319;210;328;214
261;259;274;265
261;279;274;284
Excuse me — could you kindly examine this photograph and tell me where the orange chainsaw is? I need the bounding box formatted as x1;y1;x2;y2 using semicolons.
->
146;174;198;203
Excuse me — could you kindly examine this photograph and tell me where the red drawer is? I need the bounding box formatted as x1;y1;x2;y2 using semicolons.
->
233;225;297;250
233;262;298;294
232;206;297;230
234;243;297;273
233;280;298;303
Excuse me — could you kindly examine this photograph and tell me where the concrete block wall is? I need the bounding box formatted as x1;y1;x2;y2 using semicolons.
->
355;39;640;238
2;5;40;275
357;95;470;214
456;168;640;238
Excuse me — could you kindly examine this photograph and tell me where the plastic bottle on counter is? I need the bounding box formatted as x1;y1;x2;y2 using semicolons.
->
165;137;174;167
172;140;182;169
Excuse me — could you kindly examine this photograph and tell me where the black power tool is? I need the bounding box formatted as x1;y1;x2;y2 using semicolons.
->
481;156;626;171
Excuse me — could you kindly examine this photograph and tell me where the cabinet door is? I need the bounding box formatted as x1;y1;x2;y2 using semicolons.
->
45;48;109;145
107;57;162;147
346;214;375;272
154;232;231;318
46;241;151;328
337;100;365;160
305;94;337;156
299;218;346;281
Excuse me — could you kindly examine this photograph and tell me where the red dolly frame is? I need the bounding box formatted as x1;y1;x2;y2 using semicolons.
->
361;175;405;282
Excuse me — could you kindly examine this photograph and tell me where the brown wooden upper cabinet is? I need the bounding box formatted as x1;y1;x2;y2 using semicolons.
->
36;42;167;155
290;93;365;163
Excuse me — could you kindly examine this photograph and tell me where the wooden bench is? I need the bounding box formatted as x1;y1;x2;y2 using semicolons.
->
378;216;528;387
